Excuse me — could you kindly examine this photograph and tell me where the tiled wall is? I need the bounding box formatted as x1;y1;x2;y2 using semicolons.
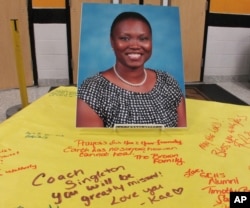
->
204;26;250;82
34;24;69;86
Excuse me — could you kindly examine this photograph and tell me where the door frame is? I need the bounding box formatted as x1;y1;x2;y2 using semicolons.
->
27;0;73;86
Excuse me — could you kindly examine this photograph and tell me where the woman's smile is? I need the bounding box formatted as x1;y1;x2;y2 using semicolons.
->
127;53;142;60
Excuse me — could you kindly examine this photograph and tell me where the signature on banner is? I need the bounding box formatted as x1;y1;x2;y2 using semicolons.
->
199;116;249;157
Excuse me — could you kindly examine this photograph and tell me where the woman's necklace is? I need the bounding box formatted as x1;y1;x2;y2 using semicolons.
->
113;65;147;87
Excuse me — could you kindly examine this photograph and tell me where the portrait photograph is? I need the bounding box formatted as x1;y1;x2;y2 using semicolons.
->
76;3;187;128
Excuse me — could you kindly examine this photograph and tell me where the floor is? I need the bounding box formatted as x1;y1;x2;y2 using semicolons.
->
215;81;250;104
0;86;50;123
0;81;250;124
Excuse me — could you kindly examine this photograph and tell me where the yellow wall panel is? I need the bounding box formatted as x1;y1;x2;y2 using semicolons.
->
210;0;250;14
32;0;65;8
0;0;33;89
144;0;161;5
121;0;139;4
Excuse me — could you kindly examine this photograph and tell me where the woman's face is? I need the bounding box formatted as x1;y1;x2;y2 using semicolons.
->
110;18;152;69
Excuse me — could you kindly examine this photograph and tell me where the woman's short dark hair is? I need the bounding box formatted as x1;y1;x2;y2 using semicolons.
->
110;11;152;37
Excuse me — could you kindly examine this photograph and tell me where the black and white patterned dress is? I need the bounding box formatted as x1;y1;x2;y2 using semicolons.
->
78;70;183;127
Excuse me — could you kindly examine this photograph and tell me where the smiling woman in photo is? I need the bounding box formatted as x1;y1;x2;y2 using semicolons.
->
76;11;186;128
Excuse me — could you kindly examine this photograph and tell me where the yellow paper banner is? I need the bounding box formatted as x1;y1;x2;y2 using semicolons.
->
0;87;250;207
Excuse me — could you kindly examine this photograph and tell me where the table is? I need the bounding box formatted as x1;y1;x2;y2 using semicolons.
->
1;86;250;207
